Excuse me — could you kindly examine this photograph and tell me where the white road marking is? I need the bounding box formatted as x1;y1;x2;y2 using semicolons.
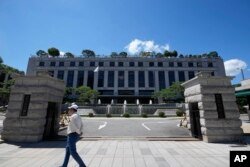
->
142;122;170;131
142;123;151;131
98;121;107;130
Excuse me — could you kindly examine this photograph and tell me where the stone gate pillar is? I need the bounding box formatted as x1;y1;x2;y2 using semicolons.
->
1;72;65;142
181;72;243;142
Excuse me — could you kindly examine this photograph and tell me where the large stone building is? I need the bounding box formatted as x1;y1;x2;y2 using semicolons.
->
27;56;226;104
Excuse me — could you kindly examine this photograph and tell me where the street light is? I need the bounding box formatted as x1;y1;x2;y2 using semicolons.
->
237;68;245;80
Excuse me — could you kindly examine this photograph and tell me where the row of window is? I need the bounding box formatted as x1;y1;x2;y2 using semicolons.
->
49;70;214;89
39;61;214;68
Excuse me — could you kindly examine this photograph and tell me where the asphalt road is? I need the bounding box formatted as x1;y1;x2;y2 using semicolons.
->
59;117;190;137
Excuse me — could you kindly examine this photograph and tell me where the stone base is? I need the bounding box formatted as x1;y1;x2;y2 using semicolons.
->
1;134;43;142
202;135;242;143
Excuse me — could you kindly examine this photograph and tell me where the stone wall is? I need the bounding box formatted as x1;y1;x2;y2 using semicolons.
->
182;72;243;142
1;73;65;142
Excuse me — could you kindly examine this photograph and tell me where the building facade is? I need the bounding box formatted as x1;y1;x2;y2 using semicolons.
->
27;56;226;104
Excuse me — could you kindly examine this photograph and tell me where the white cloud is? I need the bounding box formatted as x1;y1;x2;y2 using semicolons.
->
125;39;170;55
224;59;247;76
59;51;65;57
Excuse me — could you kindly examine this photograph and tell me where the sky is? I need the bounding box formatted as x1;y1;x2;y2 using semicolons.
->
0;0;250;83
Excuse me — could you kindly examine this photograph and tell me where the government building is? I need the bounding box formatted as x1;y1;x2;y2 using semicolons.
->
27;56;226;104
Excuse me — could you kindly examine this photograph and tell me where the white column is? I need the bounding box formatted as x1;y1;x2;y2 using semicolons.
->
104;70;108;88
145;71;149;88
185;71;189;81
93;71;98;90
125;71;128;88
165;71;169;88
73;70;78;88
114;71;118;95
64;70;68;85
135;71;139;95
175;71;179;82
54;70;58;79
83;71;88;86
154;71;159;91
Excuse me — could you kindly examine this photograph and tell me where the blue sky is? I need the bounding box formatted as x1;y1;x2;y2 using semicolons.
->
0;0;250;83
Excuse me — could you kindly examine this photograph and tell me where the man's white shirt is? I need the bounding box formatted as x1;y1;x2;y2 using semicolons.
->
67;113;83;135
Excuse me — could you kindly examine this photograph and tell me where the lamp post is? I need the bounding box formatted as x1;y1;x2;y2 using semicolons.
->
237;68;245;80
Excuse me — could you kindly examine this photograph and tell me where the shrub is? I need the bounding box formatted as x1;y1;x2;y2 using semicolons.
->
106;113;112;117
158;111;165;118
88;113;94;117
176;109;185;117
123;112;130;118
238;105;247;114
141;113;148;118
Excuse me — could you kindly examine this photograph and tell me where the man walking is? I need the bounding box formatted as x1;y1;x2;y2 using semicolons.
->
60;104;86;167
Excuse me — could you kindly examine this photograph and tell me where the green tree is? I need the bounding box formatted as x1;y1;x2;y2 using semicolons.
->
153;82;184;103
119;52;128;57
82;49;95;57
172;50;178;57
36;50;48;57
139;51;151;57
0;56;3;64
75;86;99;103
48;47;60;57
163;50;171;57
0;79;15;107
155;52;163;58
65;52;74;58
208;51;219;58
110;52;118;57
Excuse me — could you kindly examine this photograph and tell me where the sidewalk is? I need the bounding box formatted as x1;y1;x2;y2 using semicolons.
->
0;140;249;167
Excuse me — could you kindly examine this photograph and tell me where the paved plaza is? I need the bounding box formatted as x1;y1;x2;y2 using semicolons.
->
0;140;250;167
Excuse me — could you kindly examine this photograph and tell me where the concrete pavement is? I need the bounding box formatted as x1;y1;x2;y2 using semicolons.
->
0;140;250;167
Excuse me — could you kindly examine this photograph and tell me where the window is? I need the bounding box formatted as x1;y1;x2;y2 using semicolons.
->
188;71;195;79
99;90;114;95
128;71;135;87
139;71;145;87
59;62;64;67
57;70;64;80
168;71;175;86
118;90;134;95
108;71;114;87
188;62;194;67
70;62;75;67
215;94;225;119
77;71;84;87
197;62;202;67
110;62;115;67
211;72;215;76
67;70;74;87
20;95;31;116
158;62;163;67
177;62;182;67
79;62;84;67
148;71;155;87
159;71;166;90
39;62;45;67
178;71;185;82
139;90;154;96
118;62;123;67
90;62;95;67
208;62;213;67
118;71;124;87
149;62;154;67
99;62;104;66
169;62;174;67
129;62;134;67
48;70;54;77
50;62;56;67
138;62;143;67
98;71;104;87
87;71;94;89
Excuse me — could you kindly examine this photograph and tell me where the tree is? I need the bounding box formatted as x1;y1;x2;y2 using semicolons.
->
82;49;95;57
119;52;128;57
155;52;163;58
208;51;219;58
75;86;99;103
65;52;74;58
163;50;172;57
0;56;3;64
172;50;178;57
0;79;15;107
153;82;184;103
139;51;151;57
36;50;48;57
110;52;118;57
48;47;60;57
